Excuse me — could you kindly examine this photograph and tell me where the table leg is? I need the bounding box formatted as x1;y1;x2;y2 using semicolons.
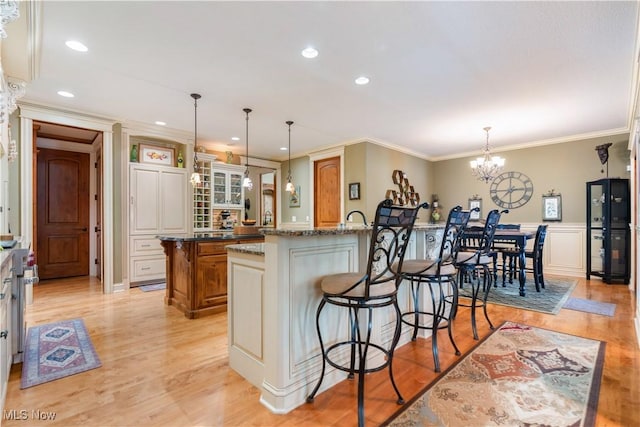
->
518;246;526;297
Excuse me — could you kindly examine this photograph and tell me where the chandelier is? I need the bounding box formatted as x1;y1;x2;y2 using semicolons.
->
285;120;295;194
189;93;202;187
242;108;253;190
470;126;505;183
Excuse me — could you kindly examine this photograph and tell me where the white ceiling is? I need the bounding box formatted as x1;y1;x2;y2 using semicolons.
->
4;1;639;161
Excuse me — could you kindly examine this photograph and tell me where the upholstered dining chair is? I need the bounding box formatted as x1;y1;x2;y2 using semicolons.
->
399;205;472;372
454;209;503;340
502;224;548;292
306;199;428;427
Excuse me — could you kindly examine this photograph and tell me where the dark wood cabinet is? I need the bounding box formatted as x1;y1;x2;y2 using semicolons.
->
160;237;263;318
586;178;630;284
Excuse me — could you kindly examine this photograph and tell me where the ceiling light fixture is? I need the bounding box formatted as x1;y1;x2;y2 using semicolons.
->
355;76;370;85
57;90;74;98
242;108;253;190
189;93;202;187
285;120;295;194
470;126;505;183
155;121;166;126
65;40;88;52
301;47;318;59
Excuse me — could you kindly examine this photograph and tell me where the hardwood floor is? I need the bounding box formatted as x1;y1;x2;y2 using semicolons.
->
4;275;639;426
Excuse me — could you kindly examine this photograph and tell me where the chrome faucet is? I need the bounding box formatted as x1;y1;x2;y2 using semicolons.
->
346;210;367;226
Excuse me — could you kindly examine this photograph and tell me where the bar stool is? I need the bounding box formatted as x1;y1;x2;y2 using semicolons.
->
399;205;472;372
454;209;503;340
306;199;427;427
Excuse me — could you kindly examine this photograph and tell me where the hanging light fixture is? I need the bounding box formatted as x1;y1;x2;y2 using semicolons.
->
285;120;295;194
470;126;505;183
189;93;202;187
242;108;253;190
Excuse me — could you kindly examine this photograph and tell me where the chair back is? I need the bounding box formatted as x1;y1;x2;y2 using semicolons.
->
497;223;521;230
533;224;548;259
439;206;473;264
364;199;428;297
476;209;503;255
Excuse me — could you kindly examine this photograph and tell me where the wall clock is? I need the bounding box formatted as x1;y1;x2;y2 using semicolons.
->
489;171;534;209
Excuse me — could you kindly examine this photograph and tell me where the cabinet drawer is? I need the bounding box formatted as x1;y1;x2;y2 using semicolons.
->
198;241;238;255
130;256;165;283
130;237;164;256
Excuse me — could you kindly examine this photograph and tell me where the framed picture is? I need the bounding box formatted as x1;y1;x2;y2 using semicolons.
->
542;194;562;221
468;198;482;220
349;182;360;200
139;143;175;167
289;185;301;208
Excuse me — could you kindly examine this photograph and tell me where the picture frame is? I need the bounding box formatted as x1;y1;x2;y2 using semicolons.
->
542;194;562;221
468;198;482;221
349;182;360;200
139;143;175;167
289;185;301;208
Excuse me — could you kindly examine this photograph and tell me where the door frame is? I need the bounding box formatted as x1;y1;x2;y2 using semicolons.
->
19;103;116;293
308;146;344;227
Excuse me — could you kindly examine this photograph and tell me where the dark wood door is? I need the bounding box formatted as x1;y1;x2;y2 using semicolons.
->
314;156;341;227
37;148;90;279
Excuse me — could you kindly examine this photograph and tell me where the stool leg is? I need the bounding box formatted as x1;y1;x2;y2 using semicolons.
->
481;265;495;331
427;282;441;372
410;280;420;341
446;278;461;356
306;298;328;403
356;307;370;427
469;267;480;340
388;299;405;405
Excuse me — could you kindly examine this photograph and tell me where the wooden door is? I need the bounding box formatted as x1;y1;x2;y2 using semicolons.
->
95;148;102;280
314;156;341;227
37;148;90;279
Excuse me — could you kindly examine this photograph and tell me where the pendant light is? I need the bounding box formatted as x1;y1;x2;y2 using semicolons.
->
189;93;202;187
285;120;295;194
469;126;505;183
242;108;253;190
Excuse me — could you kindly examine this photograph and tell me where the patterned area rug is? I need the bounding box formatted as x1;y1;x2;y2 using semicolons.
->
458;276;577;314
21;318;102;389
563;297;616;317
138;282;166;292
383;321;605;427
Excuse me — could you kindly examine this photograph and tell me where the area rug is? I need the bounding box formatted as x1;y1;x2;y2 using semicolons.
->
383;321;605;427
563;297;616;317
138;282;166;292
21;318;102;389
458;276;577;314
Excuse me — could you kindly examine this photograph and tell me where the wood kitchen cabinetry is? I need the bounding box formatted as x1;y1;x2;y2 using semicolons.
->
160;236;263;318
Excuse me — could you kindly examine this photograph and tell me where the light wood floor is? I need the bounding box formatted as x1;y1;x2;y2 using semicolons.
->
4;275;639;426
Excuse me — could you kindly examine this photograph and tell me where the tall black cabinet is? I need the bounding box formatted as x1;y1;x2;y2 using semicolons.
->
586;178;630;284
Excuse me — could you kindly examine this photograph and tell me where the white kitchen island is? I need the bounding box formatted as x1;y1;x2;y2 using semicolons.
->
226;224;443;414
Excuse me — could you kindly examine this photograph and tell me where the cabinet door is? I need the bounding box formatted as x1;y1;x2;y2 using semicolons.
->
213;171;227;205
160;170;187;233
195;254;228;309
228;172;244;207
130;166;160;234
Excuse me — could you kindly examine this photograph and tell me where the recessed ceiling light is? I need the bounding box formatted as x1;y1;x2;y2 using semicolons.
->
231;136;240;141
57;90;74;98
301;47;319;59
355;76;370;85
280;147;288;151
155;121;166;126
65;40;88;52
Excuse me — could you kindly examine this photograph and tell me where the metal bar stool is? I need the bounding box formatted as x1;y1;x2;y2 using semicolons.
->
306;199;427;427
399;205;472;372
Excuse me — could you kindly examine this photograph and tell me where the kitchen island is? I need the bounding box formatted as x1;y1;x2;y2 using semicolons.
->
226;224;443;414
158;232;264;319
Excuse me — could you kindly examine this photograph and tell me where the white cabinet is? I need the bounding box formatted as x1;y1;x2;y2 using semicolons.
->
212;164;244;209
193;155;214;231
129;163;187;284
0;254;12;413
192;160;245;231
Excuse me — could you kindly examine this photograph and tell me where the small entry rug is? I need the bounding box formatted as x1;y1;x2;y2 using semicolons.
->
458;276;577;314
563;297;616;317
21;318;101;389
383;321;605;427
139;282;166;292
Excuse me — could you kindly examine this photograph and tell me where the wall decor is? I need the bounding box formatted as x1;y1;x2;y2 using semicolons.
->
468;196;482;221
139;143;174;167
385;169;420;206
542;191;562;221
349;182;360;200
489;171;534;209
289;185;301;207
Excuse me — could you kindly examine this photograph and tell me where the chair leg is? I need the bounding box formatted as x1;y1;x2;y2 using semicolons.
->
306;298;328;403
389;300;405;405
481;265;495;331
428;283;441;372
410;280;420;341
356;307;371;427
444;278;461;356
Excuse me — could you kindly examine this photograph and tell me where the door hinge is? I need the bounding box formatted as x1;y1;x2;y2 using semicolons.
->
94;258;98;265
94;194;98;201
94;162;98;168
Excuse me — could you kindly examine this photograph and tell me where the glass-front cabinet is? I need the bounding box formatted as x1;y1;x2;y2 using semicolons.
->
212;167;243;208
586;178;630;284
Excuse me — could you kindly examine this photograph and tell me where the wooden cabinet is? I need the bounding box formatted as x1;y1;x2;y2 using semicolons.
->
129;163;188;284
161;237;263;318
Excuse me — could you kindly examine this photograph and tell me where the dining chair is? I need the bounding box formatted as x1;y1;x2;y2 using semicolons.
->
454;209;503;340
306;198;428;427
399;205;472;372
502;224;548;292
494;223;522;286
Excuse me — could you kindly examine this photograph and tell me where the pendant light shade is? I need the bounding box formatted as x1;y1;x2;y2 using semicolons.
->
242;108;253;190
285;120;295;194
190;93;202;187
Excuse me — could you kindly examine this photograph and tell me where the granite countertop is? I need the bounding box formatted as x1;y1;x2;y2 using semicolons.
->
157;232;264;242
261;223;443;237
226;242;265;256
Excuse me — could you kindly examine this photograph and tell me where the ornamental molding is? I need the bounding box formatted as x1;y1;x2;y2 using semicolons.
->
0;0;19;39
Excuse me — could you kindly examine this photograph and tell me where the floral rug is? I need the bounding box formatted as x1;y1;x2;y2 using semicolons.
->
21;318;101;389
383;321;605;426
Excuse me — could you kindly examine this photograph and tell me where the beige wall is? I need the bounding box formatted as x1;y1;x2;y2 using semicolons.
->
433;135;630;223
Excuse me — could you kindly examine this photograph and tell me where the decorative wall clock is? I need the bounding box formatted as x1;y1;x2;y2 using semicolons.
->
489;171;534;209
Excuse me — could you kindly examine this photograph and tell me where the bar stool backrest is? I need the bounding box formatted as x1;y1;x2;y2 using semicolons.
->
440;206;473;265
364;199;428;297
477;209;503;255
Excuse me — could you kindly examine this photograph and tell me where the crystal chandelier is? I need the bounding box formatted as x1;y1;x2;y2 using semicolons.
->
189;93;202;187
242;108;253;190
470;126;505;183
285;120;295;194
